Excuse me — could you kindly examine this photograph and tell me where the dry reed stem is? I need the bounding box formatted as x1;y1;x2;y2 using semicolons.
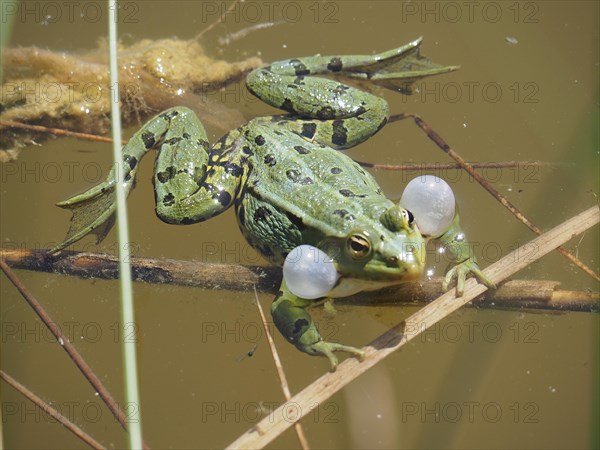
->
226;205;599;449
253;287;310;450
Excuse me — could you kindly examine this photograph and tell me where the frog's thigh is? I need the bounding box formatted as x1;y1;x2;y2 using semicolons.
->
153;112;239;224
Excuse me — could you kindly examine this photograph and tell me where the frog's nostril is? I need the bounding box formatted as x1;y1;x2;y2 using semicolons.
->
386;256;399;267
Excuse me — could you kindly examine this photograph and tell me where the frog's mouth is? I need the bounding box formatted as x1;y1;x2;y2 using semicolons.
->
328;257;424;298
364;257;424;282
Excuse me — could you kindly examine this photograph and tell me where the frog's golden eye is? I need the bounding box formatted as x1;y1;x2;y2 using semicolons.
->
346;234;371;259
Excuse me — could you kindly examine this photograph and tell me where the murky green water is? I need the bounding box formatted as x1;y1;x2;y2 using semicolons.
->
1;1;598;449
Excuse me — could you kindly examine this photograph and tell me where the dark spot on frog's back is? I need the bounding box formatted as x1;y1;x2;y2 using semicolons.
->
162;192;175;206
254;135;266;146
215;190;232;207
330;167;342;174
294;145;310;155
332;120;348;147
124;155;137;170
293;318;309;336
160;110;179;121
164;136;183;146
290;59;310;76
327;57;343;72
224;162;243;177
333;209;355;221
339;189;366;198
301;123;317;139
156;166;176;183
264;154;276;166
141;131;156;149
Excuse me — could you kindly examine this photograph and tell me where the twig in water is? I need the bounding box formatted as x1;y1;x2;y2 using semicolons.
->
0;370;106;450
356;160;555;171
195;0;241;40
0;259;151;450
0;120;117;144
219;22;283;46
253;286;310;449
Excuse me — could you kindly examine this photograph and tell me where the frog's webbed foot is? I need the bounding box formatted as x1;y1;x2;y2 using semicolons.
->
272;281;365;371
310;341;365;372
341;37;459;95
443;260;496;296
49;178;121;253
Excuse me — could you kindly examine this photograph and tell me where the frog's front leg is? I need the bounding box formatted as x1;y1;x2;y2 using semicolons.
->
271;281;365;371
434;210;496;295
50;107;240;253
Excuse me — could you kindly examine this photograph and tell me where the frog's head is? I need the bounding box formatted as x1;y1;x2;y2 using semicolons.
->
323;205;426;296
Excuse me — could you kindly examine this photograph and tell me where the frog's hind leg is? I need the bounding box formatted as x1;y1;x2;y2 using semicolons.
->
271;281;365;371
49;108;181;253
50;107;236;253
246;38;457;150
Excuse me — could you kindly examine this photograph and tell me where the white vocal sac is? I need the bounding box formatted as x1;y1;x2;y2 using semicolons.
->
400;175;456;237
283;245;340;299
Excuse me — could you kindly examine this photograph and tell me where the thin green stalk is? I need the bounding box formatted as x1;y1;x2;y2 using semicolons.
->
108;1;143;448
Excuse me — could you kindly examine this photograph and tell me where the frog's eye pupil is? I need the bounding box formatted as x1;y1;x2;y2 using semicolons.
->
406;210;415;225
347;235;371;259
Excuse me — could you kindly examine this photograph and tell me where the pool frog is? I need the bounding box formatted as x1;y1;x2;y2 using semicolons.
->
50;38;494;370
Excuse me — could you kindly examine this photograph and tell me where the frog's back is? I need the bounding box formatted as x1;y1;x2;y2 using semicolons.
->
236;122;393;263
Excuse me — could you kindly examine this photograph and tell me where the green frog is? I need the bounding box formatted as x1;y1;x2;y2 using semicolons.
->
50;38;494;370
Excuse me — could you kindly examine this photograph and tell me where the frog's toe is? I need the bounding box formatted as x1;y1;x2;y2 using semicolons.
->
472;266;496;290
443;262;496;296
442;266;458;293
309;341;365;372
50;183;118;253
